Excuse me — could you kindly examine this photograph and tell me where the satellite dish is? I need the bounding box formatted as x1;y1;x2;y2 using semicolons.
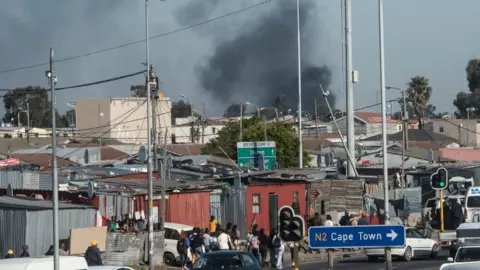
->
84;149;89;164
7;184;13;197
138;146;146;164
87;181;94;199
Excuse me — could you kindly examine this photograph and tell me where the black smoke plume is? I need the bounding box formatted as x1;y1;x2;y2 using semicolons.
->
176;0;335;116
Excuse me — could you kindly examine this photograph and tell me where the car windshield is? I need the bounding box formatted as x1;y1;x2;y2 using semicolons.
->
456;247;480;262
193;254;235;269
467;196;480;208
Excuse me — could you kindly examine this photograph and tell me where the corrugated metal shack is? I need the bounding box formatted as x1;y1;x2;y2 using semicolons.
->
0;171;70;190
308;179;364;215
0;196;95;257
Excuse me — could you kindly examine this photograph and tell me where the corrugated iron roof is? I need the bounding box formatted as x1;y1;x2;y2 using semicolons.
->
0;196;94;210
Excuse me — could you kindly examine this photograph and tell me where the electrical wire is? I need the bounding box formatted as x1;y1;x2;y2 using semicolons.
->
0;70;146;98
0;0;273;75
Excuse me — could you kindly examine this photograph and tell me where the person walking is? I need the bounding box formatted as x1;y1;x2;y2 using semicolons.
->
230;225;240;250
250;230;260;262
191;227;204;259
358;212;369;225
258;228;268;266
5;250;15;259
272;229;285;269
339;211;350;226
209;216;218;234
324;214;334;227
177;231;189;270
202;228;212;253
218;228;234;251
84;240;103;266
20;245;30;257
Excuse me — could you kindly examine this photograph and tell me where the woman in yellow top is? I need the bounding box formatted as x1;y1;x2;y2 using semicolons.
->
209;216;218;233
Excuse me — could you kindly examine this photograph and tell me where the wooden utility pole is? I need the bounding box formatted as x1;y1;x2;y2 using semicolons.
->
314;98;318;139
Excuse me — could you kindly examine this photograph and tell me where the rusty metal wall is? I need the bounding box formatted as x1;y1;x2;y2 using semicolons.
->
168;192;210;228
221;187;247;238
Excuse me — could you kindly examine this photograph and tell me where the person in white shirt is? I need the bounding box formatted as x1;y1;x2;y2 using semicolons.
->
324;215;334;227
272;231;284;269
217;228;233;250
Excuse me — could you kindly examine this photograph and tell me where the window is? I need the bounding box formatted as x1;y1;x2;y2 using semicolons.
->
252;194;261;213
164;228;180;240
439;127;444;132
467;196;480;208
212;127;216;133
240;253;258;267
229;255;243;268
293;191;299;204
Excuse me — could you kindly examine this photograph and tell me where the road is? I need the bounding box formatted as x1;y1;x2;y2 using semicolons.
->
289;255;448;270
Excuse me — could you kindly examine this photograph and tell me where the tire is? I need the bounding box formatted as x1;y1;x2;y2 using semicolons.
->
402;246;413;262
430;244;439;258
367;256;378;262
164;252;176;266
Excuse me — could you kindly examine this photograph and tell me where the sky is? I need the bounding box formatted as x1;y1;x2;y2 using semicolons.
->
0;0;479;119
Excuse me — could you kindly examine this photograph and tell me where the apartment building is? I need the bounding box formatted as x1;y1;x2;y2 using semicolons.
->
76;96;172;144
425;119;480;146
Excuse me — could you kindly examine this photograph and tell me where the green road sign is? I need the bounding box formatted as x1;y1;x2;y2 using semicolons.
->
237;141;277;170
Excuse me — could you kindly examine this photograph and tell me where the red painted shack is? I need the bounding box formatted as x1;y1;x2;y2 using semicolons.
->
246;180;306;234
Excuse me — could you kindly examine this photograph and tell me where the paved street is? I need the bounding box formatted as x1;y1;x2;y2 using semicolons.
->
286;255;448;270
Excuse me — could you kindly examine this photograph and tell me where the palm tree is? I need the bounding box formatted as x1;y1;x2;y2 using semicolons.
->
406;76;433;124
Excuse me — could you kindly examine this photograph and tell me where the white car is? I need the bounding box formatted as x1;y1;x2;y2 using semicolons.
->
89;267;134;270
365;227;439;262
163;222;194;266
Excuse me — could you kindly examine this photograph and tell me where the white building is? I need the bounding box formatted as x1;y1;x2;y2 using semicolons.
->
172;117;236;144
76;96;172;144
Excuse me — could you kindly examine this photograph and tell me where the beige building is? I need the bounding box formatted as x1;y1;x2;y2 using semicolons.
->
333;112;402;138
76;97;172;144
425;119;480;146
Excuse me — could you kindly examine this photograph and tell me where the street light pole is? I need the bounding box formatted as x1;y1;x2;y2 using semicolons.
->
47;47;60;270
296;0;303;169
240;104;243;141
144;1;154;269
378;1;392;269
345;0;355;176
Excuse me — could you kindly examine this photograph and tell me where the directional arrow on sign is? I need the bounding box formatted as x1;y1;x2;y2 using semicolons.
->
386;230;398;241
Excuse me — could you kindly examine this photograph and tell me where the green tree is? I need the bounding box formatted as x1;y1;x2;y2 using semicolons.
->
466;59;480;92
201;117;311;168
2;86;50;127
453;59;480;117
453;91;474;118
130;84;147;97
406;76;433;123
60;109;76;127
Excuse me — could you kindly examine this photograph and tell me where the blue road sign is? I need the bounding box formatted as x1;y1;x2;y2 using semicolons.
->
308;225;406;249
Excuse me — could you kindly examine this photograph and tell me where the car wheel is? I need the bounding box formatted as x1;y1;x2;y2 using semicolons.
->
164;252;176;266
367;256;378;262
431;244;439;258
402;246;412;262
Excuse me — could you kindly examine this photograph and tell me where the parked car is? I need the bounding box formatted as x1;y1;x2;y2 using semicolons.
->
365;227;439;262
163;222;194;266
192;250;261;270
89;266;134;270
0;256;88;270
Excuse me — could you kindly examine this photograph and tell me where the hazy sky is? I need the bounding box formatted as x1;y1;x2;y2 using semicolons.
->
0;0;478;118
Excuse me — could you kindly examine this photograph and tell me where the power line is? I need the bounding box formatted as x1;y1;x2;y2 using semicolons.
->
0;70;146;98
0;0;273;75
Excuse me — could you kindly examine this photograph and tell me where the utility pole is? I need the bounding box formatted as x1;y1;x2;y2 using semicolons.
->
378;1;392;269
401;90;408;185
47;47;60;270
144;1;154;268
239;104;243;141
345;0;356;176
201;102;206;144
161;129;168;232
296;0;303;168
151;66;159;172
467;107;475;146
97;104;103;150
314;99;318;139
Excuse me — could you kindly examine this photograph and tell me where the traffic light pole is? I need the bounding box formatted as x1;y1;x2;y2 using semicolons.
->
440;190;444;232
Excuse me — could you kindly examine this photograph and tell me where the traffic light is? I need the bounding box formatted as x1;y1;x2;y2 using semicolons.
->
278;206;305;242
430;167;448;190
